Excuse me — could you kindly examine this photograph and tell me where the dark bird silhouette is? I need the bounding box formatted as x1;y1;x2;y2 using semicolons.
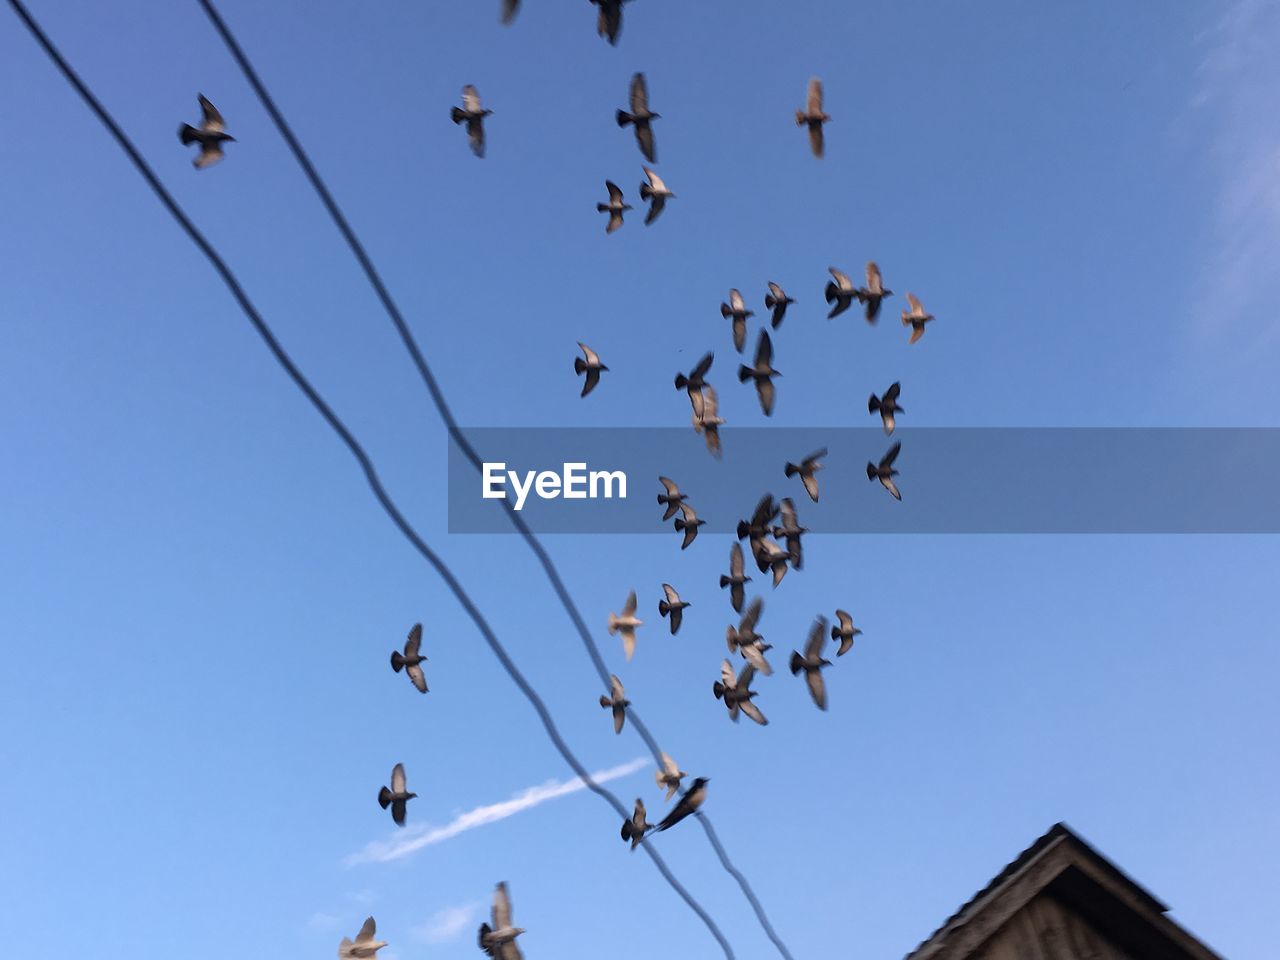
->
620;797;651;850
590;0;628;46
389;622;428;693
765;282;795;329
902;293;935;344
599;674;630;734
754;536;790;588
178;94;234;169
607;591;643;661
868;381;902;435
713;659;768;725
377;763;417;827
825;266;857;319
656;476;687;522
832;609;862;656
617;72;659;162
784;447;826;503
501;0;520;23
738;330;780;416
795;76;830;158
655;752;687;801
596;181;631;234
673;501;705;549
339;916;388;959
867;441;902;501
675;351;714;419
726;597;773;675
789;616;832;710
478;882;525;960
656;777;708;831
737;493;779;547
719;542;752;613
691;385;724;458
720;289;754;353
658;583;690;634
574;342;608;397
773;497;807;570
450;85;491;158
639;167;674;225
857;261;893;323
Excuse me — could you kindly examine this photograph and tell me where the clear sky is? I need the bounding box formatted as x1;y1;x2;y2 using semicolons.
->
2;1;1279;958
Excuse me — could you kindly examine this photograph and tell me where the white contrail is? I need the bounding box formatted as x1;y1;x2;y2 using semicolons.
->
345;756;648;865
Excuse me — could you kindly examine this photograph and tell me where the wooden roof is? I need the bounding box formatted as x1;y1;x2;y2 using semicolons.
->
906;823;1224;960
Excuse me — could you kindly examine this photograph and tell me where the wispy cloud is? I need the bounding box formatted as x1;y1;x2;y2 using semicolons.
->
412;902;484;944
345;756;648;865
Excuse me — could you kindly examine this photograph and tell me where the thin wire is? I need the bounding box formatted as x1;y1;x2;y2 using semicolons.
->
4;3;735;956
192;5;796;956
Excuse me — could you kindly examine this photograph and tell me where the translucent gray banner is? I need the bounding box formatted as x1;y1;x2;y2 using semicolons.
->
446;428;1280;533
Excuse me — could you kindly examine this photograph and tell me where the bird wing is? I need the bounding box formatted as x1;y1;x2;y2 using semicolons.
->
193;142;226;168
779;498;797;530
866;261;884;294
355;917;377;943
802;472;819;502
739;596;763;633
806;76;823;114
644;194;666;225
730;288;745;313
805;447;828;468
610;674;626;700
767;281;784;300
757;378;775;416
752;493;779;527
622;628;636;661
622;590;637;617
643;166;667;193
738;662;757;690
578;342;601;366
739;699;769;725
677;501;699;523
829;266;852;290
729;542;744;577
492;882;513;929
883;476;902;500
885;381;901;402
501;0;520;23
405;623;422;658
909;325;926;344
836;609;853;633
662;583;680;605
742;643;773;676
720;659;737;690
407;662;428;693
881;441;901;468
391;763;406;793
468;118;486;158
636;124;656;164
701;385;719;418
198;94;225;133
582;367;602;395
907;292;925;316
806;669;828;710
809;123;825;158
630;73;649;114
605;180;624;204
806;617;828;659
658;476;679;497
755;329;773;365
462;85;482;113
662;752;679;777
691;351;715;380
499;939;524;960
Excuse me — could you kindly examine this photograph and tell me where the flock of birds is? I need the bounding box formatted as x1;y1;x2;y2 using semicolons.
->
173;3;946;956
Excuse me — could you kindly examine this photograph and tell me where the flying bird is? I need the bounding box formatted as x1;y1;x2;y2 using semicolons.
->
450;85;491;158
339;917;387;959
673;502;705;549
656;776;708;832
656;476;687;521
178;94;235;169
377;763;417;827
574;342;609;397
655;752;687;801
867;441;902;501
738;329;780;416
607;591;643;661
795;76;830;158
617;73;659;162
639;167;674;225
658;583;690;634
720;289;754;353
773;497;807;570
857;262;893;323
825;266;858;319
389;622;428;693
902;293;935;344
726;597;773;675
789;616;833;710
754;536;790;588
599;674;630;734
736;494;779;549
590;0;628;45
784;447;827;503
764;282;795;329
713;659;768;725
832;609;862;656
691;385;724;458
719;542;752;613
596;181;632;234
501;0;520;23
868;381;903;435
675;352;714;419
478;882;525;960
620;798;651;850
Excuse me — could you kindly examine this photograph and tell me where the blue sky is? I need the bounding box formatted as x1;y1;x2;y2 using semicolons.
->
2;1;1279;958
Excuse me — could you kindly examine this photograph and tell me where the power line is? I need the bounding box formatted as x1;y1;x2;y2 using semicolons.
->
4;2;736;956
191;5;796;956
